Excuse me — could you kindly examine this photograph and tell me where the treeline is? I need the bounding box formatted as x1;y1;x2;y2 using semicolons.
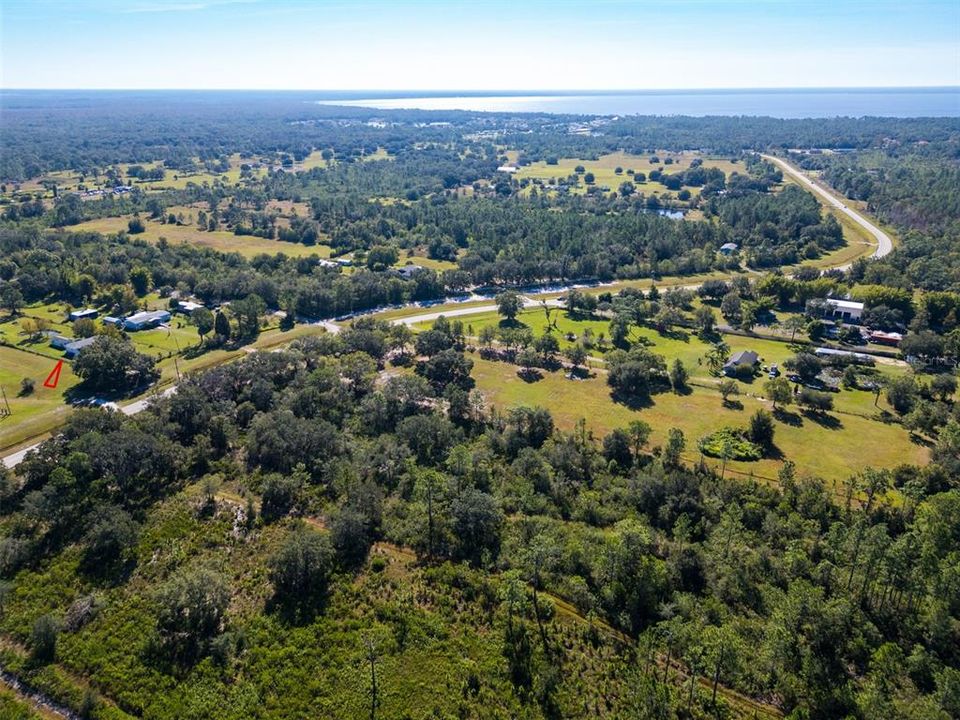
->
4;90;959;182
1;317;957;718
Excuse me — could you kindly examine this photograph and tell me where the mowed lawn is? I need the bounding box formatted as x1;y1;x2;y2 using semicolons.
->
71;215;331;259
469;355;928;488
0;346;80;451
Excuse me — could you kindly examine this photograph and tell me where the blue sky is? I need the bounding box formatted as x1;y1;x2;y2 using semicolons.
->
2;0;958;89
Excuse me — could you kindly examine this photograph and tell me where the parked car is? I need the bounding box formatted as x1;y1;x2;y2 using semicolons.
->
768;364;780;377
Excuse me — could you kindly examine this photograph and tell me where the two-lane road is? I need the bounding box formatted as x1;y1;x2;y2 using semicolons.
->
761;154;893;265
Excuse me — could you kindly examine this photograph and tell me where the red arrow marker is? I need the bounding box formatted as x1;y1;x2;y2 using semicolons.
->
43;359;64;389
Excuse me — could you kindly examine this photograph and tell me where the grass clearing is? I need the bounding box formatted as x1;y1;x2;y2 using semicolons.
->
70;215;331;259
515;151;742;201
0;346;80;451
469;354;928;487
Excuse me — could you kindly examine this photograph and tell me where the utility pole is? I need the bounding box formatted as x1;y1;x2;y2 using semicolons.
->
0;385;10;416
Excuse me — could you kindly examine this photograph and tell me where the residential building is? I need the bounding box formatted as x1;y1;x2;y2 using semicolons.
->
723;350;759;375
63;336;98;358
824;299;864;323
123;309;171;331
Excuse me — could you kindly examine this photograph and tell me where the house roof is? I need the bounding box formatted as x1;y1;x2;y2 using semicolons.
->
64;336;98;355
725;350;759;367
397;264;425;278
125;309;171;325
814;347;871;361
825;298;864;311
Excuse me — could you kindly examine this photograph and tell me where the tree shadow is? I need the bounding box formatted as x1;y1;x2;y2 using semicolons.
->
658;328;690;342
517;368;543;383
908;432;933;448
802;411;843;430
267;591;330;627
610;390;654;410
773;408;803;427
673;384;693;396
498;318;528;330
764;443;786;460
722;399;744;411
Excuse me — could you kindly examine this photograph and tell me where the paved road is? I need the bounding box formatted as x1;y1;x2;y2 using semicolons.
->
2;385;178;470
393;295;561;327
762;154;894;265
1;155;890;470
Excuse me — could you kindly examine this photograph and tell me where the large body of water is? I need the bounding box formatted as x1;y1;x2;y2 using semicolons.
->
320;88;960;118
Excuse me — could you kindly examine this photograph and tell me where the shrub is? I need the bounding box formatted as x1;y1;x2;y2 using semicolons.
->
19;377;34;396
31;614;59;664
698;427;762;461
154;567;229;664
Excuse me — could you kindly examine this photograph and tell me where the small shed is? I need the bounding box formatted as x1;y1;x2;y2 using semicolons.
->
719;242;739;255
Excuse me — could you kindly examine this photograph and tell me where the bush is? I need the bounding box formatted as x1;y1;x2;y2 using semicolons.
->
30;614;59;664
154;567;229;664
798;387;834;414
698;427;763;461
19;377;34;396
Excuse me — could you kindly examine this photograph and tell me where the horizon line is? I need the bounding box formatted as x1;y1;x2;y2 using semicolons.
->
2;85;959;93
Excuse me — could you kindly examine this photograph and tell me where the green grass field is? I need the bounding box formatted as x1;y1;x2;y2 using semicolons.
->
406;303;927;484
71;215;331;259
0;346;80;451
515;151;743;201
469;354;927;487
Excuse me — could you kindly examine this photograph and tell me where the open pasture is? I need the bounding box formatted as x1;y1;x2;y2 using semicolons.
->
515;151;742;200
71;214;331;259
469;354;928;487
0;346;80;451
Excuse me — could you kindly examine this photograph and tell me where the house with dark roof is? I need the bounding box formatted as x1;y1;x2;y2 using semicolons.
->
396;264;425;279
723;350;759;376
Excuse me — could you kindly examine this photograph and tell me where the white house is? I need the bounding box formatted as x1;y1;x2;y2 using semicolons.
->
824;299;864;323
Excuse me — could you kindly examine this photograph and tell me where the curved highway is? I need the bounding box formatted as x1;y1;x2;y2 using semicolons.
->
761;154;893;264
